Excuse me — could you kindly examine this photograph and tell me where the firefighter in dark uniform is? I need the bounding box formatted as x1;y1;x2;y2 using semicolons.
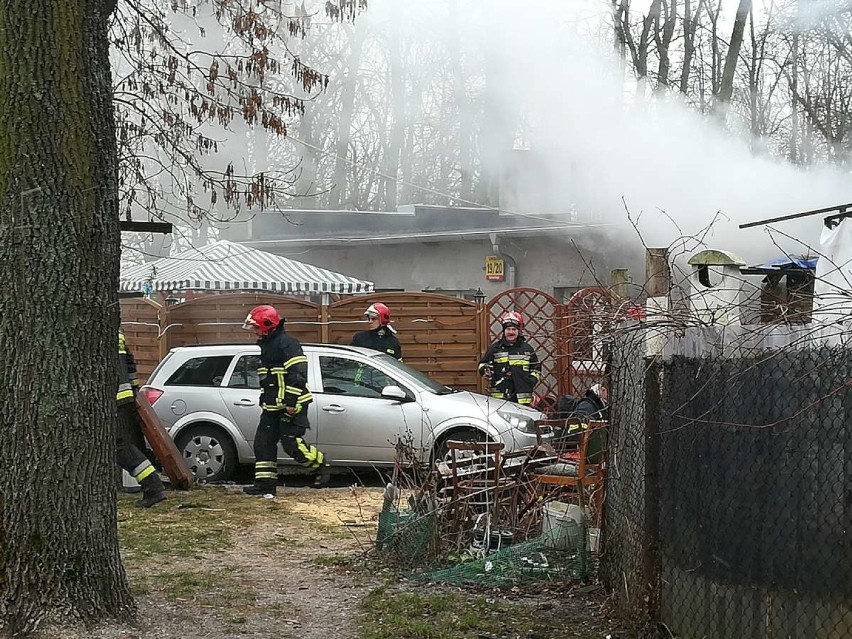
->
117;329;166;507
351;302;402;360
478;311;541;406
242;305;331;496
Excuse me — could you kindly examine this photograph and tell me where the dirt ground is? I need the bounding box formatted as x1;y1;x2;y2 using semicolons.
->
35;482;623;639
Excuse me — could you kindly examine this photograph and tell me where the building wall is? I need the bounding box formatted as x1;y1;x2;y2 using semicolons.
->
257;232;636;298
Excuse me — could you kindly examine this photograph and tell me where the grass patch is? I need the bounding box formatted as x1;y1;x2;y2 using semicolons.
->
259;535;306;550
315;523;356;540
118;486;290;564
358;587;603;639
133;566;258;605
312;554;350;567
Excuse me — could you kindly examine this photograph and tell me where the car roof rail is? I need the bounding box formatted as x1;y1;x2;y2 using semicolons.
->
171;343;255;349
303;343;379;354
168;342;380;356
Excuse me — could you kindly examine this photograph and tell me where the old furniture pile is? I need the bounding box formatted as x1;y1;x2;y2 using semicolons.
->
376;419;608;585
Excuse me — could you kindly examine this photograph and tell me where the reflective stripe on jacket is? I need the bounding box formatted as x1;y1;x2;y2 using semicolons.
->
478;335;541;405
257;322;313;425
117;330;139;405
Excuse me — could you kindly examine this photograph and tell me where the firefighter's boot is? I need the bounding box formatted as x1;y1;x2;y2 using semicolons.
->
137;473;167;508
242;480;277;497
312;463;332;488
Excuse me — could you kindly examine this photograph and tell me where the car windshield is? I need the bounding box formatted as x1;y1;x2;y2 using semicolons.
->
369;353;455;394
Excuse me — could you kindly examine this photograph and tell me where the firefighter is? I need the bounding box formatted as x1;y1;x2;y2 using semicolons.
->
478;311;542;406
242;305;331;496
351;302;402;360
117;329;166;508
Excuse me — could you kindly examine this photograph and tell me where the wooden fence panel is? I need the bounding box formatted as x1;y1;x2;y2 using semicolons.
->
165;293;321;350
119;288;608;400
328;292;486;392
120;298;163;384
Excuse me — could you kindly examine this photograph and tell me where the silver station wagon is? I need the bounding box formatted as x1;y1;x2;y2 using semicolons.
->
141;343;549;482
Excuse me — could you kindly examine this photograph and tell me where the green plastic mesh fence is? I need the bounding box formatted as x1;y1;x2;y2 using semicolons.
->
376;508;439;567
417;521;591;586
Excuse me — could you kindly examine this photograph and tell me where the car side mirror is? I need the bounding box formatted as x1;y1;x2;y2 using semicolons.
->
381;385;412;402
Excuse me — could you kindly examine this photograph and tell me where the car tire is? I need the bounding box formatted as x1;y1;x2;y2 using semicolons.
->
175;424;238;483
433;427;488;465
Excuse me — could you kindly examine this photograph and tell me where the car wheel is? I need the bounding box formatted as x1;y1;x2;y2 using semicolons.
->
175;424;238;483
434;427;488;465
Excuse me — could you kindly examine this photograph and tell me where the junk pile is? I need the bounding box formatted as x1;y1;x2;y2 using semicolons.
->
420;502;590;585
374;420;608;585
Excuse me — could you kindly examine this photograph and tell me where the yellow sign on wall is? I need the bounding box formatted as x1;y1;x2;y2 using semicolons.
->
485;255;505;282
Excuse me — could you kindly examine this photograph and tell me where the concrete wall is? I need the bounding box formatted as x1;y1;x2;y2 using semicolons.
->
252;232;638;298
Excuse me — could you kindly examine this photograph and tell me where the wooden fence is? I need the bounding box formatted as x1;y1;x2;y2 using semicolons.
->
120;297;164;383
120;289;609;396
120;291;488;392
327;292;486;391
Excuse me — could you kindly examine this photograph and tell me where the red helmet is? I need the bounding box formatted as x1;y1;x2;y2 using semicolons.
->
242;305;281;336
364;302;392;326
500;311;524;330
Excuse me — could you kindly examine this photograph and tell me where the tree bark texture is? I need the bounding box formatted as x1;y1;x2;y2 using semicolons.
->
0;0;134;635
717;0;752;106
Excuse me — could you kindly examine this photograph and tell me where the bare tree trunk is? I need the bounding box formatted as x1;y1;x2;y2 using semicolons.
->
292;105;319;208
706;0;723;98
611;0;637;71
638;0;663;79
717;0;753;107
679;0;704;94
449;0;474;203
381;2;405;211
655;0;678;89
790;31;800;163
329;21;366;209
748;10;760;138
0;0;135;635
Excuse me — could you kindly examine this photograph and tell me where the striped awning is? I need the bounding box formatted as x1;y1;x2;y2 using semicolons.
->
120;240;374;294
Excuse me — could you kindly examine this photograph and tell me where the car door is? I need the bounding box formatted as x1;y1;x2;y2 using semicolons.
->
159;353;235;427
313;354;422;465
220;352;318;464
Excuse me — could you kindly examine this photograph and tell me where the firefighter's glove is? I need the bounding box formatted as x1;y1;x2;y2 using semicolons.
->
481;364;494;378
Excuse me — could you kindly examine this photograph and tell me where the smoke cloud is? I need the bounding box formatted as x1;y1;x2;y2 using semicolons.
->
367;0;851;264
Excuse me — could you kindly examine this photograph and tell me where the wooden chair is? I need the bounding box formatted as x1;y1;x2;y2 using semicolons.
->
529;420;608;512
444;440;504;493
535;417;586;457
444;440;526;539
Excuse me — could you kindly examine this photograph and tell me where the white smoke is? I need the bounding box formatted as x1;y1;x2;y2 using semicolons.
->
367;0;851;264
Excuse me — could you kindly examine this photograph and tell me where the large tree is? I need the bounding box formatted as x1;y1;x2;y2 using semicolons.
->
0;0;132;634
0;0;364;633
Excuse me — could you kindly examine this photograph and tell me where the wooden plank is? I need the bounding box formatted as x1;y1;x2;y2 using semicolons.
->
408;333;478;344
406;361;481;373
402;346;479;358
136;393;195;490
120;220;173;234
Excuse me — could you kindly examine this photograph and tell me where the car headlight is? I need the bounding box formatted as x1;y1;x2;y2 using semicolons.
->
496;409;537;434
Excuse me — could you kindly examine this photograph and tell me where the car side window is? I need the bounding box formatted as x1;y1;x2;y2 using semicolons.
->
166;355;233;387
319;356;396;399
227;355;261;389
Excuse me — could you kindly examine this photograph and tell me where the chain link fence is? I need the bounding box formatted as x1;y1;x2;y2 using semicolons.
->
603;324;852;638
599;327;659;626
